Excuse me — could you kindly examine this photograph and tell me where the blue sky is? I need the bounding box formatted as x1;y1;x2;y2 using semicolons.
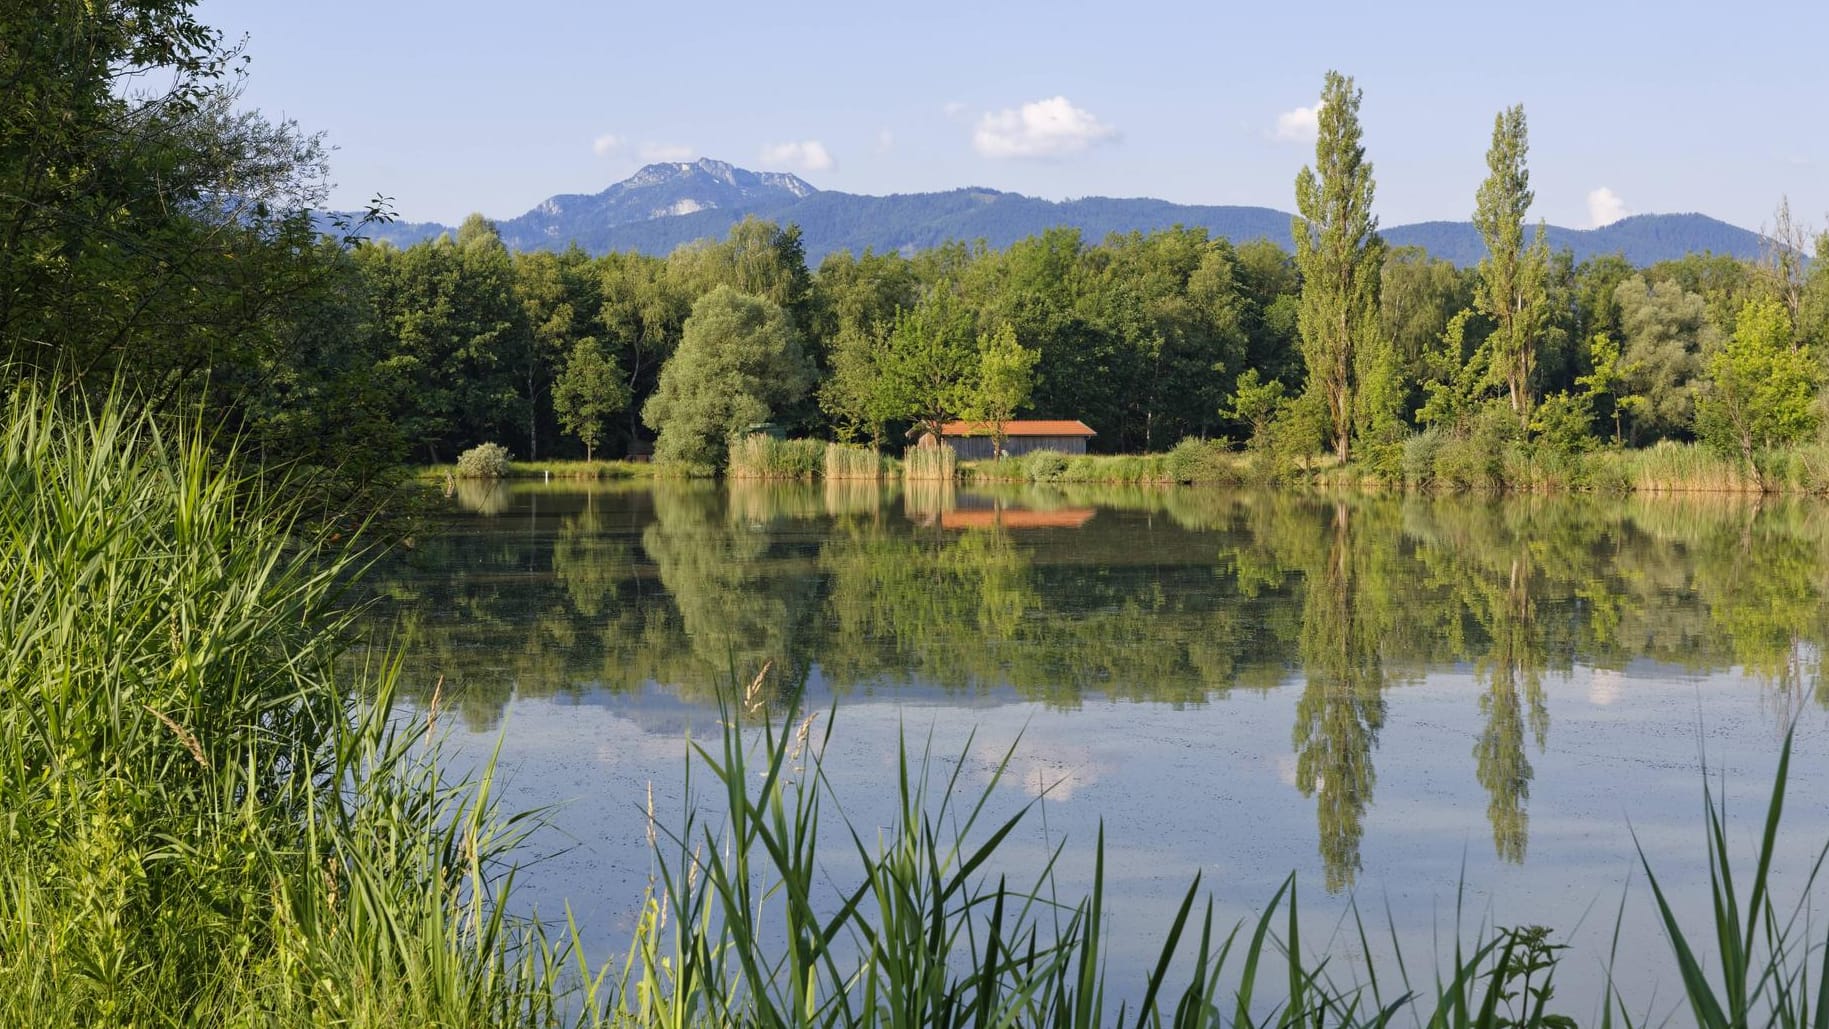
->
198;0;1828;234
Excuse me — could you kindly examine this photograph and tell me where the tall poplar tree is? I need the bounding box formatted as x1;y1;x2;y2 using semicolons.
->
1473;105;1550;431
1293;71;1385;463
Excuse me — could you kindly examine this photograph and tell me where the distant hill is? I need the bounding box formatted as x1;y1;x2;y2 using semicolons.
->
346;158;1768;267
1383;214;1768;266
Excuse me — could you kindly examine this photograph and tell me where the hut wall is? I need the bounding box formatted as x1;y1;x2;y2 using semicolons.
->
948;435;1088;460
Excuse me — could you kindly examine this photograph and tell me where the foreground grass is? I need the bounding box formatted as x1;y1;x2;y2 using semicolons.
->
0;388;560;1025
599;685;1829;1029
9;388;1829;1026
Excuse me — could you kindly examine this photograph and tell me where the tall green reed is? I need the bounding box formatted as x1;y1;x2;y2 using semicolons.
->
597;677;1827;1029
0;385;558;1026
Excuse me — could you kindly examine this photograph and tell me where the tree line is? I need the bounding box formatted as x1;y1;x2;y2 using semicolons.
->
339;73;1829;477
6;9;1827;487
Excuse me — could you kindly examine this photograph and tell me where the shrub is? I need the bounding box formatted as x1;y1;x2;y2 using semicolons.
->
965;455;1026;482
1433;405;1519;491
1402;428;1443;487
454;441;511;478
1165;437;1237;484
1023;449;1069;483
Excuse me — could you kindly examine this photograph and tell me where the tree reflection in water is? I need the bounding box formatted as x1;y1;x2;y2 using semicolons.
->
366;481;1829;890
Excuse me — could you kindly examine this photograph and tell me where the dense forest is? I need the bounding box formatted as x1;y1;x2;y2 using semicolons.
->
349;191;1829;481
4;4;1827;491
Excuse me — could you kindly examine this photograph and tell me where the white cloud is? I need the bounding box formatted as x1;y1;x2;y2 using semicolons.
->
972;96;1117;160
942;101;970;120
1271;100;1322;143
760;139;835;173
638;141;693;162
875;129;895;154
1588;187;1630;227
1588;668;1623;707
591;133;622;157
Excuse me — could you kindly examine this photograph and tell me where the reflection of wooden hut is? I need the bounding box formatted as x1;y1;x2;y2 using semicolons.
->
941;420;1096;460
940;507;1096;530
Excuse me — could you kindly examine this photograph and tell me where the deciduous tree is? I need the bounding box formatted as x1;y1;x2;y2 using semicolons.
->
552;338;628;461
963;325;1039;457
1473;105;1551;431
641;286;811;469
1696;296;1820;474
1292;71;1386;463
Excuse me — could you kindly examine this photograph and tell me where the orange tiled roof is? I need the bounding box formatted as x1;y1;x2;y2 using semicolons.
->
939;420;1096;438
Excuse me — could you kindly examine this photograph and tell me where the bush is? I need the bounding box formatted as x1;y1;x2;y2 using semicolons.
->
964;456;1026;482
1023;449;1069;483
1402;428;1443;488
454;441;512;478
1165;437;1238;484
1433;405;1519;491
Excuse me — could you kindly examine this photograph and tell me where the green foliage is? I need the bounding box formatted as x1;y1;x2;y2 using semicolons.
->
1576;331;1629;444
455;441;513;478
1402;427;1446;487
877;285;981;444
1228;368;1288;447
1165;436;1241;484
1614;275;1718;442
819;318;901;446
961;323;1039;456
1473;105;1552;432
551;337;630;461
1293;70;1387;463
1264;389;1332;478
1418;309;1490;432
1528;390;1597;456
1023;449;1070;483
1382;247;1475;394
642;285;812;470
1430;403;1524;490
1696;296;1821;472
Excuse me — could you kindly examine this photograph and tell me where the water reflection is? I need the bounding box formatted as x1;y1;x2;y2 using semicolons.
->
373;482;1829;891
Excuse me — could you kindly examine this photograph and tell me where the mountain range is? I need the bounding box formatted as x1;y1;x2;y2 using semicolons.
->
348;158;1768;267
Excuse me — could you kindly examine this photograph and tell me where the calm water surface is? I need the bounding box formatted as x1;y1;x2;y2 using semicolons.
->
376;480;1829;1018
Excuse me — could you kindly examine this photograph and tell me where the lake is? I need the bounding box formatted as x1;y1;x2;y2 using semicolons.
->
373;479;1829;1020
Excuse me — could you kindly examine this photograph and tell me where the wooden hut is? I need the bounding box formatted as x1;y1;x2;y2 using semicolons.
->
939;420;1097;460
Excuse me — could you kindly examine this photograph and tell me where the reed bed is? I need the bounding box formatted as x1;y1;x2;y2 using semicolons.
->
728;434;827;480
825;442;893;480
903;442;958;482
